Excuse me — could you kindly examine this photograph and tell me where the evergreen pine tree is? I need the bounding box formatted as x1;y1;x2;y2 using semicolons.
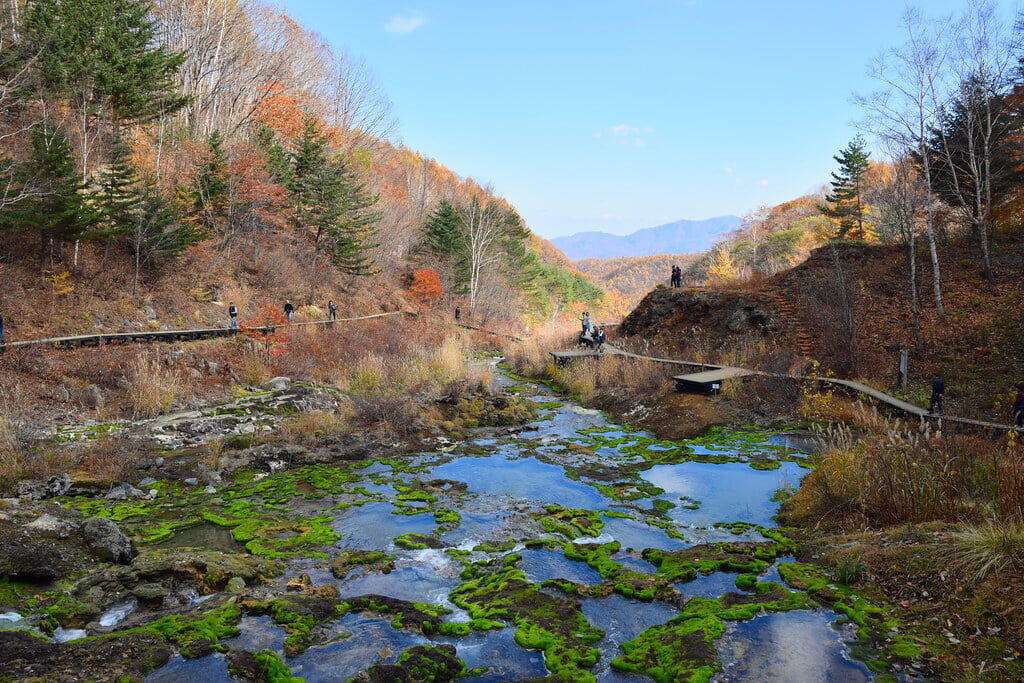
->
821;135;872;239
93;135;142;240
9;123;102;263
422;199;465;256
25;0;187;124
288;118;380;275
193;131;230;235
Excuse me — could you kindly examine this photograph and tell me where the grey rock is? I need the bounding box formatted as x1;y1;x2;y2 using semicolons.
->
225;576;246;593
16;474;72;500
77;385;104;410
206;362;220;375
138;477;157;487
81;517;137;564
203;485;216;494
183;478;199;486
154;456;165;468
263;376;292;391
144;306;157;320
25;513;77;538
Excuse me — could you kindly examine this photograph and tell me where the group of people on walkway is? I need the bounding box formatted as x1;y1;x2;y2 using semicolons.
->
928;373;1024;427
578;311;606;350
669;265;682;288
226;299;339;329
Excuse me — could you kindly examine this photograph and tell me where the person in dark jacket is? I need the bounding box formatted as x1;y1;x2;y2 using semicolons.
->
328;300;337;321
228;303;238;330
928;373;945;415
595;327;606;352
1012;383;1024;427
283;300;294;323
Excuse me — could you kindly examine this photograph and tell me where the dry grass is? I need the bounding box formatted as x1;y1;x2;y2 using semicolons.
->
74;436;140;485
782;406;1024;530
278;410;350;446
128;351;188;418
941;521;1024;584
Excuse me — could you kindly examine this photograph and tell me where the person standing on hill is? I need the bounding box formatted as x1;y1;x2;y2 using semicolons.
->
928;373;945;415
284;299;294;323
228;302;238;330
328;300;337;321
581;311;591;335
671;265;681;288
1012;383;1024;427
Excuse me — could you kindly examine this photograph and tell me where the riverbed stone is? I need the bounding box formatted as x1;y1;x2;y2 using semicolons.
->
16;474;72;500
264;376;291;391
77;385;104;410
81;517;137;564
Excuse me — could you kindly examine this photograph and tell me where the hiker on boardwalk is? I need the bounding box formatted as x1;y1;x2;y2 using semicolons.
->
595;327;606;352
928;373;945;415
283;300;294;323
455;306;461;322
228;302;238;330
1012;383;1024;427
328;300;337;321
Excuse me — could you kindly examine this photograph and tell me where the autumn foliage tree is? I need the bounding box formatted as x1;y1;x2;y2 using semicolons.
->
408;268;443;307
240;303;291;357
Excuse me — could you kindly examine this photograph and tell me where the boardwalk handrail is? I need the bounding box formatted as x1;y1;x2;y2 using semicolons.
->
0;311;410;351
552;343;1024;434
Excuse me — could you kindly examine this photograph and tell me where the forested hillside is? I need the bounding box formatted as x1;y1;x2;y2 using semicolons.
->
0;0;602;340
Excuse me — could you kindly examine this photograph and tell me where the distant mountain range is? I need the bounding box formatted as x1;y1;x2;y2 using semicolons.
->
550;216;742;261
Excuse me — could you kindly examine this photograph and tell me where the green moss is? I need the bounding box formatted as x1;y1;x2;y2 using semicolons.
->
612;584;814;681
449;556;603;679
148;600;242;658
395;533;438;550
539;506;604;539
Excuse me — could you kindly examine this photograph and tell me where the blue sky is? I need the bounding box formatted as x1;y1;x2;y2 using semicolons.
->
278;1;1020;239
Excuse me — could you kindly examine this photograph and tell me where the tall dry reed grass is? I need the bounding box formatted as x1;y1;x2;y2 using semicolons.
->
782;401;1024;529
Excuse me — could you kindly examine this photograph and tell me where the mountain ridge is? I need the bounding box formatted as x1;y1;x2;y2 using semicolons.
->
550;215;742;260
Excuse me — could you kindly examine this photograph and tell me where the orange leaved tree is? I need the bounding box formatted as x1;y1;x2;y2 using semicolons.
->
240;304;291;358
408;268;443;307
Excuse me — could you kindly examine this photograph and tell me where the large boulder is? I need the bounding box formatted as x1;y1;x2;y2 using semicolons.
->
81;517;137;564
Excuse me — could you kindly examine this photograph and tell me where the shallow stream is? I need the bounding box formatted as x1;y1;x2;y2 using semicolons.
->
143;368;873;682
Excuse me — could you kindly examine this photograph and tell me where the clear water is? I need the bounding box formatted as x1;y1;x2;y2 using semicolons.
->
714;610;869;682
144;374;874;682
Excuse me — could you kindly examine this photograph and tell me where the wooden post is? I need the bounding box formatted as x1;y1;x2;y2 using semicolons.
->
898;348;908;391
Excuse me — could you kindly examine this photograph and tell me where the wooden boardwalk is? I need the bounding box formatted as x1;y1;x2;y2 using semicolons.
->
0;311;408;351
548;343;1023;433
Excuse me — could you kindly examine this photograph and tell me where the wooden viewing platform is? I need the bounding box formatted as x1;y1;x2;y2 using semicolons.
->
672;366;758;392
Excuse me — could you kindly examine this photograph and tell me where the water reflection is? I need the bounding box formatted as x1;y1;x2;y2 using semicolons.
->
714;610;871;682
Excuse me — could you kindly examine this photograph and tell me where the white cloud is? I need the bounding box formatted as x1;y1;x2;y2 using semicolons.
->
723;165;734;174
757;178;770;187
385;11;426;34
594;124;652;147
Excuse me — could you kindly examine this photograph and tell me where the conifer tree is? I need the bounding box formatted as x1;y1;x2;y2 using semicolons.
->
422;199;465;257
821;136;872;239
25;0;187;125
7;123;101;265
192;131;231;238
93;136;141;240
288;118;379;275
